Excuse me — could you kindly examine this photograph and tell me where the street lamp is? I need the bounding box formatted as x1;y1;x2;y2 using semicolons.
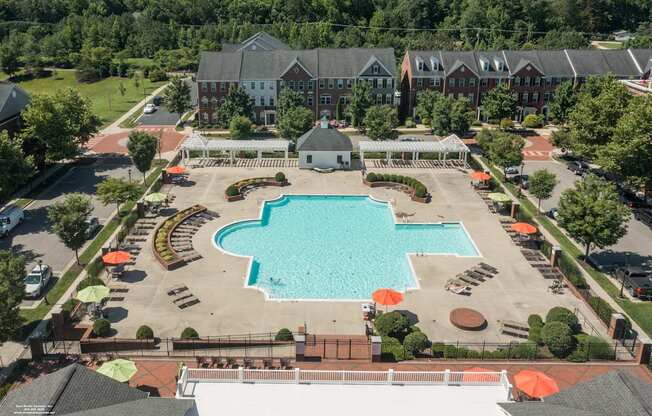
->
619;253;631;298
128;168;132;183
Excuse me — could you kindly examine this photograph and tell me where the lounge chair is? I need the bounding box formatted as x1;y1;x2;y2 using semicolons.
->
471;267;494;278
478;263;498;273
456;274;479;286
178;296;200;309
445;280;471;295
167;285;189;296
464;270;486;282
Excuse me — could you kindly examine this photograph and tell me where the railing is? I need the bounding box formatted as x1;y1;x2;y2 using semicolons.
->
177;367;511;398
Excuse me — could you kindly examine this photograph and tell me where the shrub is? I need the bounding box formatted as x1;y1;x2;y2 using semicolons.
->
541;322;574;358
374;311;411;340
226;185;240;197
136;325;154;340
85;257;105;278
509;342;539;359
403;331;429;356
522;114;544;128
546;307;580;333
587;296;614;326
366;172;377;182
275;328;294;341
500;118;514;130
77;277;105;291
229;116;251;139
528;326;543;345
414;186;427;198
572;334;615;361
274;172;286;183
181;327;199;339
405;117;416;128
93;319;111;337
381;336;407;361
558;252;589;289
528;314;544;329
148;67;168;82
62;298;81;320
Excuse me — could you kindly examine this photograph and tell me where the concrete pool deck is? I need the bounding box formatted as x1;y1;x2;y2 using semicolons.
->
106;166;604;342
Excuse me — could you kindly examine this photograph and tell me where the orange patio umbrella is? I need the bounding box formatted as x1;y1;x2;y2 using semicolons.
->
511;222;538;235
469;171;491;181
372;288;404;307
102;250;131;265
166;166;187;174
514;370;560;398
462;367;494;383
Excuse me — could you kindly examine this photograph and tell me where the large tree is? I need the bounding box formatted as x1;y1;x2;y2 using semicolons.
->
346;80;373;129
20;89;101;170
127;131;158;183
276;88;305;119
548;80;576;125
557;174;631;258
431;95;474;136
163;76;192;123
481;83;517;122
0;132;34;202
216;84;253;128
528;169;557;212
487;132;525;176
278;106;313;142
229;116;251;139
0;251;26;343
415;90;441;125
364;105;399;141
47;193;92;264
96;177;141;214
0;39;21;77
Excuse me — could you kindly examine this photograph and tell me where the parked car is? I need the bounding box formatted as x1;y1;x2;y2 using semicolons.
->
619;188;652;209
546;208;559;220
504;166;520;175
143;103;157;114
0;205;24;237
514;174;529;189
23;264;53;298
567;160;589;175
616;267;652;300
152;96;163;106
85;216;101;239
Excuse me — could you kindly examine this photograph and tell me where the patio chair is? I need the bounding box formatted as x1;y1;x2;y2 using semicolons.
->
471;267;494;278
166;285;189;296
243;358;254;368
456;274;480;286
263;358;274;369
478;263;498;274
280;358;292;369
464;270;486;282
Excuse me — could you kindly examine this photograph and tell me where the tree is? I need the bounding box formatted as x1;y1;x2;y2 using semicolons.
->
20;89;101;170
529;169;557;211
597;95;652;194
487;132;525;176
0;41;21;77
277;106;313;142
96;177;141;214
127;131;158;183
364;105;398;141
346;80;373;128
163;76;192;123
47;194;92;264
229;116;251;139
548;80;576;125
276;88;305;119
557;174;631;258
431;95;473;136
0;251;26;343
541;321;574;358
216;84;253;128
374;311;411;340
76;45;113;82
415;90;441;125
0;132;34;201
481;83;517;121
403;331;429;356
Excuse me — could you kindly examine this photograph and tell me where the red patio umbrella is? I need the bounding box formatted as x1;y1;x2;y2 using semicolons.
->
514;370;560;399
511;222;538;235
372;289;404;308
102;250;130;265
469;171;491;181
166;166;187;175
462;367;494;383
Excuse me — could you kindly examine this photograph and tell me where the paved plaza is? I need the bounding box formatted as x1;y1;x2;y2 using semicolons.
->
106;165;604;342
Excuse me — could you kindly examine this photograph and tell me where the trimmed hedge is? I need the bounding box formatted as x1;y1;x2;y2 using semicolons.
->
374;311;411;341
587;296;615;326
541;322;575;358
558;252;589;289
226;185;240;197
528;314;544;329
567;334;615;362
365;173;428;198
181;327;199;339
546;307;580;334
136;325;154;340
274;172;286;183
275;328;294;341
381;336;407;361
403;331;430;356
431;342;540;360
93;319;111;337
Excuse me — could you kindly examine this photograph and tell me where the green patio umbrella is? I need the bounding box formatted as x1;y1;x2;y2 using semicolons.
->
144;192;167;204
487;192;512;203
97;359;138;383
76;285;110;304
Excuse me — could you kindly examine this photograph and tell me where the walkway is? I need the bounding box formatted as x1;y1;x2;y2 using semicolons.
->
522;135;554;161
87;126;184;155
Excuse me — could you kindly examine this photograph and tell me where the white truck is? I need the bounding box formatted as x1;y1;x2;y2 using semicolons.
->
0;205;24;237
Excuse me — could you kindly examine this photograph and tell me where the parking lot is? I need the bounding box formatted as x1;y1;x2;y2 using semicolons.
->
0;156;133;307
137;80;197;126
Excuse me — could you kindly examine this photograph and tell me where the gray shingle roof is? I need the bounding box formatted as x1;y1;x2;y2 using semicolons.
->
628;49;652;74
0;82;30;123
564;49;641;77
239;32;289;51
64;398;197;416
440;51;479;76
534;50;575;77
296;126;353;152
197;51;242;81
502;51;545;75
407;51;446;77
499;370;652;416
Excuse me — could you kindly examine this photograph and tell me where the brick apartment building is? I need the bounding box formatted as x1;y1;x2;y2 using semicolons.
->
196;33;396;126
400;48;652;121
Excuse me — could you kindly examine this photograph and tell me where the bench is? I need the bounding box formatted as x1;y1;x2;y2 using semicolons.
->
500;321;530;339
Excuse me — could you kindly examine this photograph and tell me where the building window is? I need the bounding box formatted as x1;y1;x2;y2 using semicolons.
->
543;92;551;103
211;97;218;104
337;79;343;89
468;93;474;103
307;155;312;164
532;93;539;103
210;82;216;92
298;81;304;91
514;76;520;86
201;96;208;105
320;95;331;105
269;97;274;106
376;94;382;104
434;78;441;87
328;79;334;89
372;64;379;74
307;96;314;106
458;79;466;88
468;78;475;87
201;83;208;92
524;77;530;86
386;94;393;105
258;81;263;89
337;154;343;163
309;80;314;90
481;78;488;87
534;77;541;86
251;81;255;89
202;112;208;121
220;82;226;92
289;80;295;90
429;78;435;87
382;78;388;88
448;78;455;87
417;59;424;71
347;79;352;88
319;79;325;89
522;92;529;103
372;78;378;88
416;78;423;87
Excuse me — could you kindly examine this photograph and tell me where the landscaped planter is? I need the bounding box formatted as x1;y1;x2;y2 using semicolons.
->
362;178;430;203
79;326;156;353
225;177;288;202
152;204;206;270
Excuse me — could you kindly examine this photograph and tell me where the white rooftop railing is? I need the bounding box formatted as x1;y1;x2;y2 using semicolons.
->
176;367;512;400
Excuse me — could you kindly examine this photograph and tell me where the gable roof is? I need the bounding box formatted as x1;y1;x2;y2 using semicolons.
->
296;126;353;152
239;32;288;51
499;370;652;416
440;51;479;76
197;51;242;81
64;398;197;416
407;51;446;77
0;82;30;123
502;51;545;75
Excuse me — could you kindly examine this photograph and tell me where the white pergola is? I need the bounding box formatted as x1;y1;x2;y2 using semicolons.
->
357;134;470;167
180;132;290;165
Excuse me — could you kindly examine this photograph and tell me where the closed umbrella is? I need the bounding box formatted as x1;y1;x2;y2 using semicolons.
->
144;192;167;204
102;251;130;265
514;370;559;398
487;193;511;203
76;285;110;303
97;359;138;383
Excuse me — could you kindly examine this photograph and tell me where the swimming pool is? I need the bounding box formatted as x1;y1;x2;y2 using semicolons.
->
214;195;479;300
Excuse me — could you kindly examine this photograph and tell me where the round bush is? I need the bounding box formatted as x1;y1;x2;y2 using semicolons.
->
374;311;411;340
274;172;286;183
181;327;199;339
500;118;514;130
546;307;580;333
136;325;154;340
528;326;543;345
528;314;544;329
77;277;106;292
275;328;294;341
93;319;111;337
522;114;544;128
381;336;407;361
403;331;429;356
366;172;377;182
226;185;240;197
541;321;574;358
414;186;427;198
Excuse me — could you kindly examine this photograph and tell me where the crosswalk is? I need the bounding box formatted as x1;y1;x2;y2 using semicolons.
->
523;150;552;160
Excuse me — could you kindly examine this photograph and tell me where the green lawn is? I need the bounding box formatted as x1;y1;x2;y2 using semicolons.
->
594;41;623;50
12;71;166;127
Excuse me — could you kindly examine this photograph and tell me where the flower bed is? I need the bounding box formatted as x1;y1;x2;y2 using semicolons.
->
225;172;288;202
363;172;430;203
153;204;206;270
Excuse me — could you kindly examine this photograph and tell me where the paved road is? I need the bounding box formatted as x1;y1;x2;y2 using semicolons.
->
138;80;197;126
0;156;133;306
521;159;652;269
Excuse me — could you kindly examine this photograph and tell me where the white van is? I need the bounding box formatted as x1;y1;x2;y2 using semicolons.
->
0;205;24;237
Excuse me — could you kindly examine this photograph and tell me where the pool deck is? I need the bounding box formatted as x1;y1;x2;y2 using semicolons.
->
107;167;604;342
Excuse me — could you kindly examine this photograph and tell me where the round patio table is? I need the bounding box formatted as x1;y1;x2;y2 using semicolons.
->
450;308;487;331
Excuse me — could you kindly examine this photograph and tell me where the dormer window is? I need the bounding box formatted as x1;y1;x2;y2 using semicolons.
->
416;57;425;71
372;64;379;74
494;58;505;71
430;57;439;71
479;58;490;72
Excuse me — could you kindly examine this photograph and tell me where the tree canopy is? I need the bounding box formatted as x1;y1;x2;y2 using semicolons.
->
47;193;92;264
548;80;576;125
528;169;557;211
96;177;141;213
0;250;26;343
278;106;314;142
431;95;474;136
127;131;158;183
481;83;517;122
216;84;253;128
276;89;305;119
163;76;192;120
347;81;373;129
364;105;398;140
0;131;34;202
229;116;251;139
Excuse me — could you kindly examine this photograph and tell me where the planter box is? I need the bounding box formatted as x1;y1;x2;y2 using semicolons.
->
362;179;430;203
152;205;206;270
172;338;292;351
224;178;287;202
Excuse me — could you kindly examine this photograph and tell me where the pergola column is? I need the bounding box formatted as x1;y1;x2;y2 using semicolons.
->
360;150;365;168
443;152;447;168
257;150;262;166
230;150;234;165
386;151;391;166
285;149;288;166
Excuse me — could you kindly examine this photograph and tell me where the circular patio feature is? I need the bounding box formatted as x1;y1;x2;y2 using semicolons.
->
450;308;487;331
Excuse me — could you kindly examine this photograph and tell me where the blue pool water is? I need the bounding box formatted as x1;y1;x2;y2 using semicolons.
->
214;195;479;300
